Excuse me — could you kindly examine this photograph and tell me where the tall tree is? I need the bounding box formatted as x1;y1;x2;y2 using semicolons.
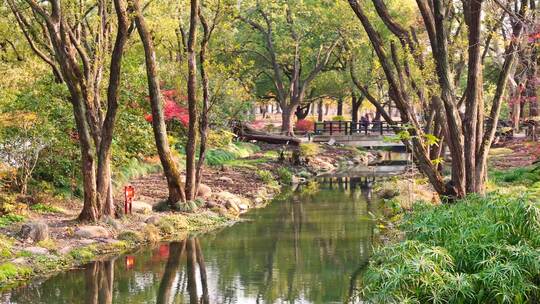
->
238;1;341;135
130;0;186;206
10;0;131;220
347;0;530;197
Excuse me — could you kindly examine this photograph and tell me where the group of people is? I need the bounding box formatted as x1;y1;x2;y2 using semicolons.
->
359;113;381;131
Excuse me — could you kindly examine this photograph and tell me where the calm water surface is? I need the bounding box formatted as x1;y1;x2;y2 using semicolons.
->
2;178;376;304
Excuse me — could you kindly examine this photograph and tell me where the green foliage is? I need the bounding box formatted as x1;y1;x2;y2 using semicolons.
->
117;231;144;244
0;214;25;228
30;203;62;214
0;262;32;283
256;170;275;184
69;247;95;261
277;167;293;185
490;167;540;186
331;115;346;121
205;142;260;166
299;143;320;158
362;194;540;303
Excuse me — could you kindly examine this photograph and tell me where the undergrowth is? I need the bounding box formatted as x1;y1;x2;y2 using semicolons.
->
205;142;260;166
362;194;540;303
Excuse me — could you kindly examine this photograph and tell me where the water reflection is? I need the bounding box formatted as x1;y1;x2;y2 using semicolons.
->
4;179;378;303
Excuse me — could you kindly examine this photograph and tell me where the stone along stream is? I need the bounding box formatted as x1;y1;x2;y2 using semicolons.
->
2;178;379;303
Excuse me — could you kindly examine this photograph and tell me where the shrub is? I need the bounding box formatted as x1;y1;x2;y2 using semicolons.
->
257;170;274;184
332;115;346;121
299;143;320;158
207;129;236;148
295;119;314;132
277;167;293;185
362;194;540;303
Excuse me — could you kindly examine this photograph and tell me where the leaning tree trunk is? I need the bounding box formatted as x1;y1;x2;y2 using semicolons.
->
132;0;185;206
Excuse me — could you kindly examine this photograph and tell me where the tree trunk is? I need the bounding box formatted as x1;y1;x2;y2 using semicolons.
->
337;97;343;116
317;99;324;121
281;105;296;136
132;0;185;206
351;93;362;123
295;104;310;120
463;0;483;193
185;0;199;202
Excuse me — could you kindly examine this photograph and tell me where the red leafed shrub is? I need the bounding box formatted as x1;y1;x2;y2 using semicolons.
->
249;120;267;130
295;119;314;132
145;90;189;126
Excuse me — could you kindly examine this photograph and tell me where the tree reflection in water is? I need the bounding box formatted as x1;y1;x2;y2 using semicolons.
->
85;260;114;304
4;178;376;304
157;238;209;304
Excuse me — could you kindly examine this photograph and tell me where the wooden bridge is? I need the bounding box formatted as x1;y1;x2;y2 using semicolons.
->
311;121;405;147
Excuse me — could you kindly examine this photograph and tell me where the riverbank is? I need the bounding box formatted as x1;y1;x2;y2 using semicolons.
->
0;142;367;290
359;139;540;303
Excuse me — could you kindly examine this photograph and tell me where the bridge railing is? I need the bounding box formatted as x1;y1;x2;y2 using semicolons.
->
313;121;403;136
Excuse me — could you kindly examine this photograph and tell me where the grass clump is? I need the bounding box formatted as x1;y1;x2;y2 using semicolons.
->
0;262;32;283
257;170;275;184
30;203;63;214
69;247;95;261
0;214;25;228
206;142;260;166
117;231;144;244
276;167;293;185
299;143;320;158
362;194;540;303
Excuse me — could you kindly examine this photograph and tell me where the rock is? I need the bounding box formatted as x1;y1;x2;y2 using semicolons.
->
12;257;28;265
215;191;239;204
225;201;240;213
103;216;121;230
58;246;73;255
237;203;249;211
19;221;49;243
328;138;336;146
254;197;264;204
217;176;234;183
205;201;217;208
145;215;161;225
78;239;97;245
75;226;110;239
131;201;153;214
24;246;49;255
196;184;212;199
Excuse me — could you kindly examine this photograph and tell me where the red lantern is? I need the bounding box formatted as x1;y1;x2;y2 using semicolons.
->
125;256;135;269
124;185;135;215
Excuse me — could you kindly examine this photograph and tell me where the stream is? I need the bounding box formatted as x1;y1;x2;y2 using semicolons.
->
2;175;384;304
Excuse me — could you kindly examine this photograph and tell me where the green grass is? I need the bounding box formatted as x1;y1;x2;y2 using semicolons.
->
0;262;32;283
362;194;540;303
0;214;25;228
490;166;540;186
30;203;63;214
206;142;261;166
